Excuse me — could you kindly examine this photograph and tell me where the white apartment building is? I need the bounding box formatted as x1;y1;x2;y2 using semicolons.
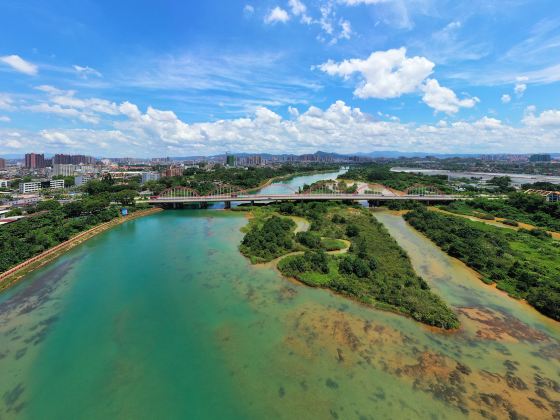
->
53;164;77;177
75;175;92;186
141;172;161;184
0;180;9;189
19;181;41;194
49;179;65;189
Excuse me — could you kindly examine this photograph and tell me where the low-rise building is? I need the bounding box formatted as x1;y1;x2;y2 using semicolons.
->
141;172;161;184
49;179;65;189
10;195;41;207
19;181;41;194
0;179;9;189
75;175;93;186
526;189;560;202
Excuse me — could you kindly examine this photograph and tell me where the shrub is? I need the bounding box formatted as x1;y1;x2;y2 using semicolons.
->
502;219;519;227
346;224;359;237
296;231;322;249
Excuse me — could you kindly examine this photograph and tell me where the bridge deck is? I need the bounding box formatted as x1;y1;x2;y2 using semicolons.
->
148;194;463;204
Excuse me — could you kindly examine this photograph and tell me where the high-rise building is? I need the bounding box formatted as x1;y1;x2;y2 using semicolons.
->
24;153;46;169
53;154;96;165
53;164;77;177
0;158;5;169
226;154;236;167
238;155;262;166
163;167;183;177
529;154;552;163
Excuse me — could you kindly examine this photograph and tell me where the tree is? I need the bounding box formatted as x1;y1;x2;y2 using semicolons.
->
36;200;61;211
6;207;22;216
488;176;512;191
346;224;359;237
63;201;84;217
296;231;321;249
113;190;138;206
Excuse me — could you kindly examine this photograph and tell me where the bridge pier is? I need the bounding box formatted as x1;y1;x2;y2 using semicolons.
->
251;200;255;206
224;201;231;209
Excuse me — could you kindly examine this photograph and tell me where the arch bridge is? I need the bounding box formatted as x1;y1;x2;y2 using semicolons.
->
149;183;463;206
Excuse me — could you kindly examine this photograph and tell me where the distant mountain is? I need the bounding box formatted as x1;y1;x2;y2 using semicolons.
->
352;151;483;158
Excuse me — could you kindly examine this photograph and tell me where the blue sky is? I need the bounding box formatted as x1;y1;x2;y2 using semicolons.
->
1;0;559;156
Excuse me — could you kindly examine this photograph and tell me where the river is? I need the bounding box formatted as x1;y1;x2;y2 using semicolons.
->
0;170;559;419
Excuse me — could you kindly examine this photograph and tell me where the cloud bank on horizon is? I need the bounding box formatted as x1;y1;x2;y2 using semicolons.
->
0;0;559;156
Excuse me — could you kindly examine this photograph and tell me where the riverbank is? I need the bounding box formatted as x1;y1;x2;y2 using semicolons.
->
405;207;560;322
0;207;163;292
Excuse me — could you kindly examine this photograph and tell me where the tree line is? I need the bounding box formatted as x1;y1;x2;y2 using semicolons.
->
404;208;560;321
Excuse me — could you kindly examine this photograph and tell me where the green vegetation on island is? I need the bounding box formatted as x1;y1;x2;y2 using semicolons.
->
239;202;459;329
340;164;452;192
442;192;560;232
240;215;296;263
404;208;560;321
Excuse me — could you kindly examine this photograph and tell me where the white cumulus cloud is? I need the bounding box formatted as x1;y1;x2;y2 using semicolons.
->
5;100;560;155
243;4;254;16
514;76;528;96
289;0;312;24
0;55;38;75
264;6;290;24
522;108;560;128
318;47;434;99
501;94;511;104
421;79;478;114
289;0;306;16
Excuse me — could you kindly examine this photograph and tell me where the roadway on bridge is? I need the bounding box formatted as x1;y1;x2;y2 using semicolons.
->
148;193;464;204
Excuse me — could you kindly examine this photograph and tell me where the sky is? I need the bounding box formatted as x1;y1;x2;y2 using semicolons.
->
1;0;560;157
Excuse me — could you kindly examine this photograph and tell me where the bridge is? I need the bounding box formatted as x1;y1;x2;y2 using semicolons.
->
147;182;465;207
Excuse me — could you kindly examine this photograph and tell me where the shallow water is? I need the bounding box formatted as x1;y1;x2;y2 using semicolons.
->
1;172;559;419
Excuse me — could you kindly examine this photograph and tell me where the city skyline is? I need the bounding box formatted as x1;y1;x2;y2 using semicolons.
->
1;0;560;156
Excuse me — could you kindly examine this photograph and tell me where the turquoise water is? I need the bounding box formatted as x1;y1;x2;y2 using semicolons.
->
1;171;559;419
256;168;347;195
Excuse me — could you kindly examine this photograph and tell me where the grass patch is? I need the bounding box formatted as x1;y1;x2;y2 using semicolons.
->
321;238;347;251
